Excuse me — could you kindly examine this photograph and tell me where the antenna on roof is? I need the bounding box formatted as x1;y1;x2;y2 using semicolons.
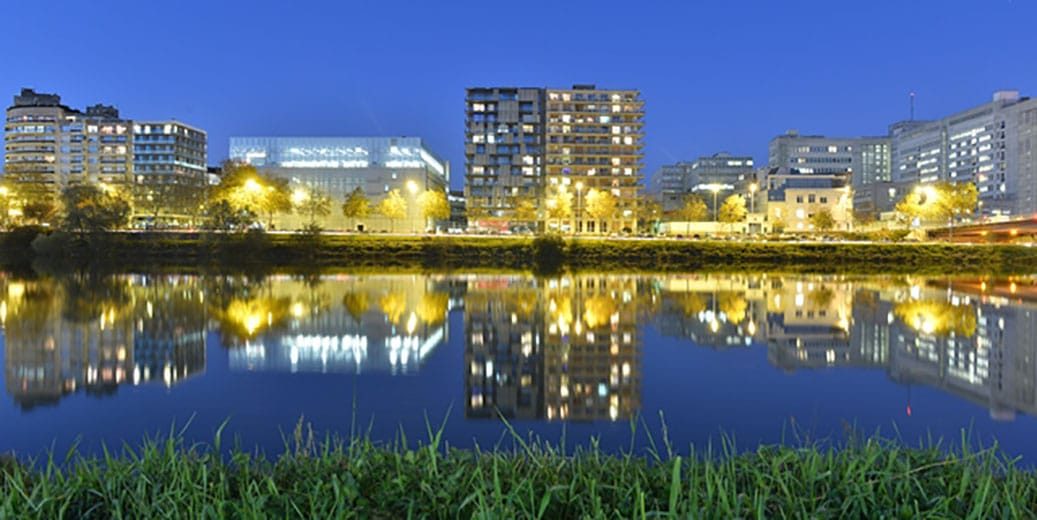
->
909;91;915;121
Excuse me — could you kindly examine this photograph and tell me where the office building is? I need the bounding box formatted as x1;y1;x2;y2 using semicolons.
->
650;162;692;212
464;87;544;228
464;84;645;234
229;136;449;231
890;90;1037;216
768;131;890;218
652;153;756;214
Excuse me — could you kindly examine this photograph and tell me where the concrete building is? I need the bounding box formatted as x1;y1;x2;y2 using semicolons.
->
767;173;854;233
4;89;135;190
890;90;1037;216
545;85;644;234
652;153;755;214
464;87;544;228
465;84;645;234
229;136;449;231
650;162;693;212
768;131;891;217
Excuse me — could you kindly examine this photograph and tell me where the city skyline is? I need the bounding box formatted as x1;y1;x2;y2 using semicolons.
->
2;1;1036;191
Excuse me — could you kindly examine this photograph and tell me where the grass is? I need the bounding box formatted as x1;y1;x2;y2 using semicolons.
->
2;421;1036;518
3;229;1037;274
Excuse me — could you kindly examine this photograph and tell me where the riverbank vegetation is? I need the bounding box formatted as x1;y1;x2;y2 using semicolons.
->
1;426;1034;518
2;229;1037;274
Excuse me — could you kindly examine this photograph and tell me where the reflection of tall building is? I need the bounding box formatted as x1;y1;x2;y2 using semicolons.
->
1;275;206;409
465;278;544;419
654;275;765;349
131;276;207;386
765;278;856;369
463;275;644;422
226;276;449;375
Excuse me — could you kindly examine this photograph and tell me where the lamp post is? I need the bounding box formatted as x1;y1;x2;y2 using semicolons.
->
575;180;584;234
406;179;419;233
709;185;722;222
748;182;758;214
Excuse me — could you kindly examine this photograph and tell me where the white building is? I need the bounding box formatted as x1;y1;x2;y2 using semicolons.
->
890;90;1037;217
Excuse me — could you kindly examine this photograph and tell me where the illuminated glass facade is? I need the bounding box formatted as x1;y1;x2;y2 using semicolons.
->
229;136;449;231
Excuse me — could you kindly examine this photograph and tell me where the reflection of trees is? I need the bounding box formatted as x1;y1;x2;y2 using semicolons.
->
717;292;747;324
582;295;617;328
60;274;132;324
894;300;977;337
416;292;449;326
214;296;292;342
342;292;370;323
808;286;835;309
5;281;57;340
379;291;407;325
673;292;707;316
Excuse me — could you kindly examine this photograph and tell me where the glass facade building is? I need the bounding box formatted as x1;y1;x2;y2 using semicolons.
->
229;136;449;231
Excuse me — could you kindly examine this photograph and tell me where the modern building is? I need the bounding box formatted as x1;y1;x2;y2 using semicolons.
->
890;90;1037;216
768;131;890;217
650;162;693;213
3;88;207;224
4;89;135;190
652;153;755;214
465;84;645;234
448;189;466;230
229;136;449;231
766;172;854;232
464;87;544;228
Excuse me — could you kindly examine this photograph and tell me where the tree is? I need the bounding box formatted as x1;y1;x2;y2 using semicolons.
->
932;181;978;232
204;200;253;232
3;162;59;226
584;188;618;234
717;194;747;232
342;187;371;231
210;161;292;229
545;188;573;231
416;189;450;231
376;189;408;232
895;191;925;229
513;198;538;224
678;194;709;222
294;187;332;230
810;208;836;232
771;219;786;235
638;198;662;235
258;176;292;229
61;183;132;234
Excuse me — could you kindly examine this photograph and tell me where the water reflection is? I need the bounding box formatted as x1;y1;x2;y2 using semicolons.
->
2;274;205;409
1;272;1036;424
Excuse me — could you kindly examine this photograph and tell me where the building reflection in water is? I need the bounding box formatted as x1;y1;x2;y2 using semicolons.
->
223;274;451;375
465;274;645;422
3;271;1037;424
1;274;206;409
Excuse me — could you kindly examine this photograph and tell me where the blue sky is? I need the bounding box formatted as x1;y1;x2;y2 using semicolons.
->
2;0;1035;190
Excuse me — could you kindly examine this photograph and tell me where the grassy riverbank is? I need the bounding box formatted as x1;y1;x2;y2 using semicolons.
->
2;229;1036;274
1;429;1034;518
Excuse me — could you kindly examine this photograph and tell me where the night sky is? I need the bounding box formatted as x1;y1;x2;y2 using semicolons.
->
2;0;1035;190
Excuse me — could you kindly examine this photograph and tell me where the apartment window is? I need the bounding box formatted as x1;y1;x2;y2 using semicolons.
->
796;195;803;203
820;196;828;203
808;194;816;203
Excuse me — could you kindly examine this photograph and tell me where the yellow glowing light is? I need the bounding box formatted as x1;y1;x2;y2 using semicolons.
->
292;188;309;205
291;302;305;318
406;311;418;335
243;179;262;193
0;186;8;197
405;180;419;194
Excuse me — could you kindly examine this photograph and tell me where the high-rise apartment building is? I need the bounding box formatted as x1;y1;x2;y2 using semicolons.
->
890;90;1037;216
464;84;644;234
650;162;693;212
4;89;208;223
464;87;544;226
4;89;135;189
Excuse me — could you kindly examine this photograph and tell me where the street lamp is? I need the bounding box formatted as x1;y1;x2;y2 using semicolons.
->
405;180;419;233
575;181;584;234
292;188;309;206
748;182;758;214
243;178;262;193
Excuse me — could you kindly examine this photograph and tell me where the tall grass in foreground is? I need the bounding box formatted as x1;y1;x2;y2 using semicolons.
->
1;421;1036;519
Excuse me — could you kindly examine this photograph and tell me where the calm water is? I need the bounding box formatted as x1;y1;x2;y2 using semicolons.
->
2;271;1037;460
